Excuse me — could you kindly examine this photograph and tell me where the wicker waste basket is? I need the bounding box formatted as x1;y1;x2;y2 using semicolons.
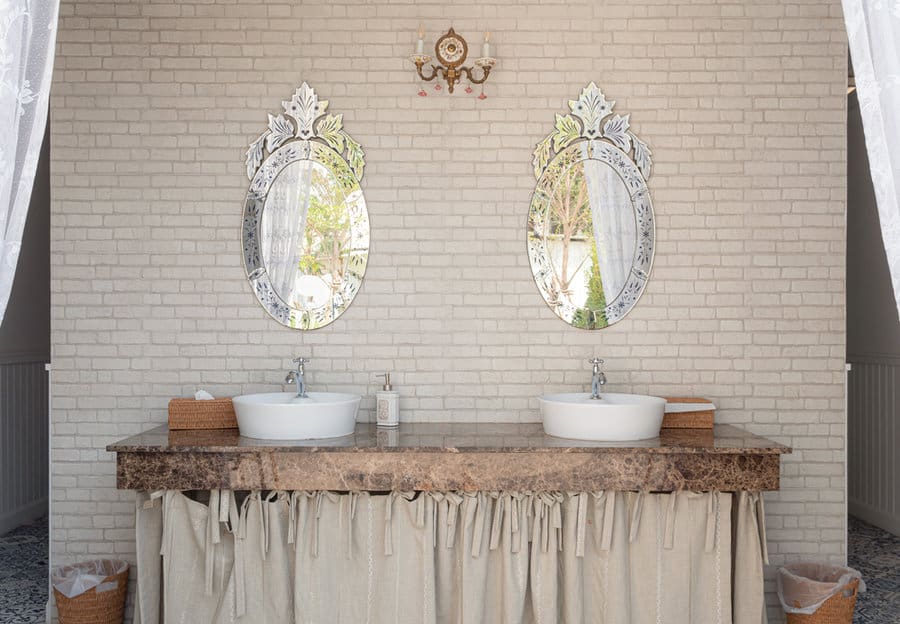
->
777;563;864;624
51;559;129;624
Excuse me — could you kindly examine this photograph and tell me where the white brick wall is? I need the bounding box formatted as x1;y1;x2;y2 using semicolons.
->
50;0;847;619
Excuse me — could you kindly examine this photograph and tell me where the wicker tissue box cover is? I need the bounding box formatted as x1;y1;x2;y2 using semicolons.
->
168;397;237;430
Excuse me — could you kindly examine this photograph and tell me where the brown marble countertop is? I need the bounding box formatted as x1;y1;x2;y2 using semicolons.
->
108;423;790;492
109;423;788;455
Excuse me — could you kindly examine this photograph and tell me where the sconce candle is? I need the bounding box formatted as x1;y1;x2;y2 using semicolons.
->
409;27;496;95
416;26;425;55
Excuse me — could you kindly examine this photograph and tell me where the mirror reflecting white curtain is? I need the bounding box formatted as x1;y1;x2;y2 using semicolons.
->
260;160;313;305
580;143;637;306
843;0;900;319
0;1;59;325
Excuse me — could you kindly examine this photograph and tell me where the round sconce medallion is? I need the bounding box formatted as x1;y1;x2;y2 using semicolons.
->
435;28;468;67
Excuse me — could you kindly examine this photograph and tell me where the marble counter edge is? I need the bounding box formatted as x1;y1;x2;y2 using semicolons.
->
109;424;789;492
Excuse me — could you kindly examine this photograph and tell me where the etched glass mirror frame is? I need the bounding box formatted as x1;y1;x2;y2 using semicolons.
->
242;83;369;329
527;83;655;329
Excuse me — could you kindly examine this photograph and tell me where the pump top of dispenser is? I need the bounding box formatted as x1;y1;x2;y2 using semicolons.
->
377;373;393;391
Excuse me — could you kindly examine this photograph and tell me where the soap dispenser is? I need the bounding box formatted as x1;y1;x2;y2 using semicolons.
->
375;373;400;428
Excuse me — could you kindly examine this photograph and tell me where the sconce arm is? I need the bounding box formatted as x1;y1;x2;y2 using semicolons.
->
415;62;439;82
463;64;492;85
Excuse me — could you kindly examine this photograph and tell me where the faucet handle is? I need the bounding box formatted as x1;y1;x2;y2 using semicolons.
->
292;357;310;366
587;357;604;367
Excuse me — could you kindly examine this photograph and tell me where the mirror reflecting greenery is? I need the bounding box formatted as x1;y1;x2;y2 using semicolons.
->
261;159;367;314
242;83;368;329
528;83;654;329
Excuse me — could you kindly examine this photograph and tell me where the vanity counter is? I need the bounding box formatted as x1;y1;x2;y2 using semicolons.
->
109;423;789;492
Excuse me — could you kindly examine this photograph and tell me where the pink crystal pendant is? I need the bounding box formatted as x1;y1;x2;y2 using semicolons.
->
478;85;487;100
417;89;427;97
465;85;473;94
434;83;442;91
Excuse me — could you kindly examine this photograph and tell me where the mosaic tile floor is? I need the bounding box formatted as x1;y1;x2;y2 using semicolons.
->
0;516;47;624
849;516;900;624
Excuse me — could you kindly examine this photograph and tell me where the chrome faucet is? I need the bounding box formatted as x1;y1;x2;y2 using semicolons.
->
588;358;606;400
285;357;310;398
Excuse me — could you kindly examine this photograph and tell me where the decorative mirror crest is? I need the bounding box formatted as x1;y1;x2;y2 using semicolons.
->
245;83;365;183
528;83;655;329
242;83;369;330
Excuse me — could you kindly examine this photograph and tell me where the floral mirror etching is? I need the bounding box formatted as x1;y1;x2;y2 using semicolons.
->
242;83;369;329
527;83;655;329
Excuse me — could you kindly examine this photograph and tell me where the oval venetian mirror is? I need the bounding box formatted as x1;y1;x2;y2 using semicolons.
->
242;83;369;329
527;83;655;329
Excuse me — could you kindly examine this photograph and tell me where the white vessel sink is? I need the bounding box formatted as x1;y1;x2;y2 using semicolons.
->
233;392;360;440
540;392;667;441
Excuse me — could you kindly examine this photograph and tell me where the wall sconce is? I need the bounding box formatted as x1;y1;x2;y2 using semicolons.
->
410;27;496;99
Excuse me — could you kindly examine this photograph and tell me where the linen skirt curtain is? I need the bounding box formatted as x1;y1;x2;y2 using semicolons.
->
132;490;768;624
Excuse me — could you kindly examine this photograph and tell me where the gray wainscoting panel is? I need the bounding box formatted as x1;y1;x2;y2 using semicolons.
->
848;358;900;536
0;356;48;534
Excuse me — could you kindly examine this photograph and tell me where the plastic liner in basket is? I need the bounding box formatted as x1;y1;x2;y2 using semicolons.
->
776;563;866;615
51;559;129;599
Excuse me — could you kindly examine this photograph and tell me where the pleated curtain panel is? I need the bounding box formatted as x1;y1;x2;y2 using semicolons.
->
843;0;900;319
134;490;769;624
0;1;59;325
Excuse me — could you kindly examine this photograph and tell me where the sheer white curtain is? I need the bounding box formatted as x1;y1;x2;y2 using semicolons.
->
260;160;313;306
0;0;58;325
580;143;637;306
843;0;900;319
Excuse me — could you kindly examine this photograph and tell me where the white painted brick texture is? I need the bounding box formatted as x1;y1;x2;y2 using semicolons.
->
51;0;847;620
